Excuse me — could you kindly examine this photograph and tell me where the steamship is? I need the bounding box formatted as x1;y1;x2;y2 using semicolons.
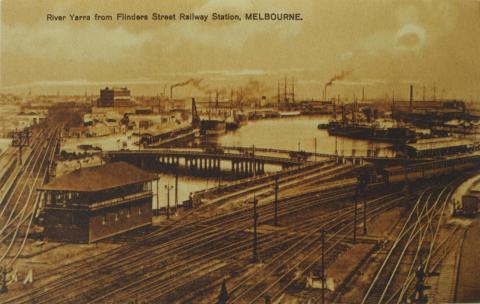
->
319;121;416;144
318;89;417;144
200;119;226;136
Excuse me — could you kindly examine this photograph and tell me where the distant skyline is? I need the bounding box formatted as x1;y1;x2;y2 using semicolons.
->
1;0;480;101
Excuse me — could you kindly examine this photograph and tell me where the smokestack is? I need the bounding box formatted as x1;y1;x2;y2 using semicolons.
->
362;87;365;101
333;98;337;120
170;86;173;99
352;95;357;124
409;84;413;112
215;89;219;108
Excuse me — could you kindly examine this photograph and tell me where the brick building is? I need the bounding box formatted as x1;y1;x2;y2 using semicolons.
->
97;87;135;108
39;162;157;243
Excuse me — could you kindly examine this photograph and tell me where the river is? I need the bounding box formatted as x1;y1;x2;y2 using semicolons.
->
154;115;394;209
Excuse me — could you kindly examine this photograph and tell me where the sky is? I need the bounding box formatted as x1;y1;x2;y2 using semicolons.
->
1;0;480;101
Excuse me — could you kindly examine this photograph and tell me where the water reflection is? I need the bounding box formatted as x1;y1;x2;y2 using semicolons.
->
156;115;394;207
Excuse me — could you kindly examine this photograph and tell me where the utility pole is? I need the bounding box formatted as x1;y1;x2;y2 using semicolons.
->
252;195;258;263
321;228;325;304
175;172;179;214
353;188;358;244
156;176;160;216
335;135;338;157
363;187;367;235
165;183;173;219
252;144;256;177
274;177;279;226
360;168;368;235
138;121;141;151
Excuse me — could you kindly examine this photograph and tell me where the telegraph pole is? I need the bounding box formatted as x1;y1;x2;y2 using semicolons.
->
156;176;160;216
353;188;358;244
175;173;179;214
252;144;256;177
165;183;173;219
363;187;367;235
252;195;258;263
274;177;279;226
321;228;325;304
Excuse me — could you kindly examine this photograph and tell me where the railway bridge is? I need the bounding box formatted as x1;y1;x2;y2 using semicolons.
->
102;149;305;177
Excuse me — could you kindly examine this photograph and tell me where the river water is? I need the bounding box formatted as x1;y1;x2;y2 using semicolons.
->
155;115;394;208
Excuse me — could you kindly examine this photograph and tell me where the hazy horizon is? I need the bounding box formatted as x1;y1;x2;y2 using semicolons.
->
1;0;480;101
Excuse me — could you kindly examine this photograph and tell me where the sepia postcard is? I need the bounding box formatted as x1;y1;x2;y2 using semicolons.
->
1;0;480;303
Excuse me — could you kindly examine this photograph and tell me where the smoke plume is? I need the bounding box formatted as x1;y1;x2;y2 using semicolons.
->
325;69;354;88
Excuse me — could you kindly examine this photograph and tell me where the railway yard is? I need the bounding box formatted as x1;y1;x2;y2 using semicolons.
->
0;108;479;304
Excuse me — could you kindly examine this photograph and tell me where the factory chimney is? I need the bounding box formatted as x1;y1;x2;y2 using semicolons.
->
409;85;413;112
170;85;173;99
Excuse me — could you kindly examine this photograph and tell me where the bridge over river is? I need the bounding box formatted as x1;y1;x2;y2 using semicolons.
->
102;149;306;177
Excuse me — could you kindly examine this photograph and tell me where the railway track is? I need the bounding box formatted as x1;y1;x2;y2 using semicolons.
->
225;192;415;304
360;178;462;304
0;120;62;269
114;193;398;303
0;178;367;304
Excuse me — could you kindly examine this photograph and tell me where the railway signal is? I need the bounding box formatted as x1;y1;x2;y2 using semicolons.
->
412;263;439;303
0;265;11;293
12;128;31;165
217;278;228;304
252;194;259;263
264;294;272;303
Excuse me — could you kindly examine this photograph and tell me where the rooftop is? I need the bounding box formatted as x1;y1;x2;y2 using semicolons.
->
406;138;472;152
40;162;157;192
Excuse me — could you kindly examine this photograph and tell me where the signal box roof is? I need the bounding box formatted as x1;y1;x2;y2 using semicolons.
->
40;162;157;192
